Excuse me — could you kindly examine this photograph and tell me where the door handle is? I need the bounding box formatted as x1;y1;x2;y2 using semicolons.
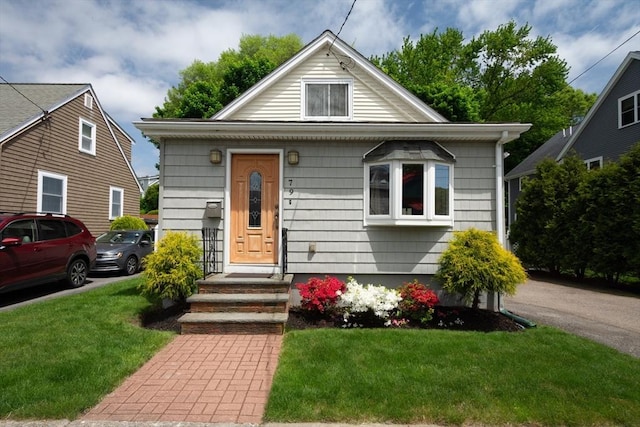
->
274;204;279;229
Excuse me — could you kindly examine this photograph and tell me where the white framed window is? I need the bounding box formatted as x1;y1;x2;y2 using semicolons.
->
302;79;352;120
585;156;603;170
37;170;67;214
365;160;454;226
84;93;93;109
109;186;123;219
619;90;640;128
78;118;96;155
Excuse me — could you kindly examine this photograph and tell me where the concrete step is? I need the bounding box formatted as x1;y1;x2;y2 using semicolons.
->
196;273;293;294
187;293;290;313
179;312;288;335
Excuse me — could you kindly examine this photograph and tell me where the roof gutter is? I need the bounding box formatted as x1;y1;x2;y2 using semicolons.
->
133;120;531;142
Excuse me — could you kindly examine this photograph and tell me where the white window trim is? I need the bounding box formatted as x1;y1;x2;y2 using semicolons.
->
301;78;353;121
584;156;603;170
78;118;96;155
364;160;454;227
109;186;124;220
37;170;67;214
618;90;640;128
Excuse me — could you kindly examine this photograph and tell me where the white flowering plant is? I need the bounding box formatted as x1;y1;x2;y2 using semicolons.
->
340;277;402;328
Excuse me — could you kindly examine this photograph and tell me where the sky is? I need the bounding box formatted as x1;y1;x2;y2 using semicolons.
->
1;0;638;180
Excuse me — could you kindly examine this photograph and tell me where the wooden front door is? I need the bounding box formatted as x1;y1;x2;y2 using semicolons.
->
230;154;279;264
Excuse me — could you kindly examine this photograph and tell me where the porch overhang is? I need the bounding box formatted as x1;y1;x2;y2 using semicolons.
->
133;120;531;144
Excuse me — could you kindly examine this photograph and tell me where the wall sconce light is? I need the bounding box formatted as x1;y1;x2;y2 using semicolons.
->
287;150;299;165
209;149;222;164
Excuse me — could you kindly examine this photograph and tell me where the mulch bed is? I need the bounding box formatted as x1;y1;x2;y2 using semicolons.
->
141;304;523;333
287;306;524;332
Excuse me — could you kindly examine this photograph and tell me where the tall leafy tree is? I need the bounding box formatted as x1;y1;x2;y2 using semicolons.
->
371;22;595;171
154;34;303;121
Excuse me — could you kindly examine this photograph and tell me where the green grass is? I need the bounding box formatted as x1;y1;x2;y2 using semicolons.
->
265;328;640;426
0;278;175;420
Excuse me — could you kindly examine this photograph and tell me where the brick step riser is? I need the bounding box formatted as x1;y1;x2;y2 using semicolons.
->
198;284;290;294
190;302;288;313
181;322;284;335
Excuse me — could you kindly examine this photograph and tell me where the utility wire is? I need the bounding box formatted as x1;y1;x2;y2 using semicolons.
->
0;75;48;115
329;0;357;53
568;28;640;86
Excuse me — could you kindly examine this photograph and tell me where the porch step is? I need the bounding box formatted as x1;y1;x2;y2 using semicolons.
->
197;274;292;294
179;312;288;335
179;273;293;335
187;293;290;313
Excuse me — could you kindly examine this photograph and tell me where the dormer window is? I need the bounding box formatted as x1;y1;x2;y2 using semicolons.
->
302;79;352;120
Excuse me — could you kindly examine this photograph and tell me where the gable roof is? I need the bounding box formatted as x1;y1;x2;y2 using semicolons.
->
0;83;142;193
505;122;582;179
212;30;448;123
555;51;640;160
0;83;89;140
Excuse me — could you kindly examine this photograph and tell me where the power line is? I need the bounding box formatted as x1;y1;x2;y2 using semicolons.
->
329;0;357;53
568;28;640;86
0;75;48;115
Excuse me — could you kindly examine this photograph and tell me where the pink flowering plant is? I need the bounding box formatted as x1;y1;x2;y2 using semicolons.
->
396;280;440;325
295;275;346;317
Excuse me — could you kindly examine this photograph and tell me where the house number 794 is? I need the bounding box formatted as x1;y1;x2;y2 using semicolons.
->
288;179;294;204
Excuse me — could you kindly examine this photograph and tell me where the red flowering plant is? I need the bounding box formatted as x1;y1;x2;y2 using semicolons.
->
396;280;440;325
295;276;346;318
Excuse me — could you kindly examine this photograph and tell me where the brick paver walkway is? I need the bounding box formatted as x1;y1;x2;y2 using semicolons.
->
83;334;283;423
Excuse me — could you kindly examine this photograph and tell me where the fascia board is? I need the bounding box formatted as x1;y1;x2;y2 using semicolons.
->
133;120;531;142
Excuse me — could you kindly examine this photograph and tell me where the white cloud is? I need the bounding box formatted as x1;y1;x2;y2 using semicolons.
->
1;0;638;177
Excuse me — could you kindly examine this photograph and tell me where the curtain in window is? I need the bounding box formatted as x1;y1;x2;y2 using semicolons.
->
306;84;328;116
435;165;450;216
330;84;348;116
369;164;389;215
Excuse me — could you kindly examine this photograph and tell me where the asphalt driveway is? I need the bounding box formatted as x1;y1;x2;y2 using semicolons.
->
504;273;640;358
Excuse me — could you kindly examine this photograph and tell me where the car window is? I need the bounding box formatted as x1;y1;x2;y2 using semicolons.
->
38;219;68;241
97;231;140;244
1;219;36;243
65;221;82;236
143;232;153;242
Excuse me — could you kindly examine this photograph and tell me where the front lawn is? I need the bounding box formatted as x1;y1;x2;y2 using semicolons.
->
265;328;640;426
0;278;175;419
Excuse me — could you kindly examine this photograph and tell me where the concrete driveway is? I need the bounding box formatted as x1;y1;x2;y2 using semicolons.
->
504;274;640;358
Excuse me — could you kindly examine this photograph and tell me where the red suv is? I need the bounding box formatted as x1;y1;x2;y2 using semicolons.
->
0;212;97;294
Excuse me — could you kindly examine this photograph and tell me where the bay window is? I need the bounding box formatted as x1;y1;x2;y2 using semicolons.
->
364;140;454;226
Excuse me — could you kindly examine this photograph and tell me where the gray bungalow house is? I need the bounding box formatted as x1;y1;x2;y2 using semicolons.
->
506;51;640;227
135;30;530;309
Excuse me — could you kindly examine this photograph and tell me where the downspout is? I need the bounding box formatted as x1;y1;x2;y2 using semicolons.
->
493;131;536;328
487;131;510;312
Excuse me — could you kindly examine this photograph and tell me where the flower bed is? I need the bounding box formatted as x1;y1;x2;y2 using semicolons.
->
291;275;522;332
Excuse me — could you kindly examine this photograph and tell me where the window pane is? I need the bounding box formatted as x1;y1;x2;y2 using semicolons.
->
42;176;63;213
435;164;450;216
39;220;67;241
249;171;262;227
81;123;93;151
1;219;35;242
369;164;389;215
402;164;424;215
111;189;122;218
329;84;348;116
621;96;635;126
306;84;328;116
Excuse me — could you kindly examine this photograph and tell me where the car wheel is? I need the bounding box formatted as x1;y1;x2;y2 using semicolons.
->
125;255;139;275
67;258;88;288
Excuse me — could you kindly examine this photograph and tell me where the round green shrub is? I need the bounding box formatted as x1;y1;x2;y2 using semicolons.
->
139;231;203;302
436;228;527;309
110;215;148;230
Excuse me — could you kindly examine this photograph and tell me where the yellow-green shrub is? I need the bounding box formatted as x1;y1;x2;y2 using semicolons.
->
139;231;202;302
436;228;527;309
110;215;148;230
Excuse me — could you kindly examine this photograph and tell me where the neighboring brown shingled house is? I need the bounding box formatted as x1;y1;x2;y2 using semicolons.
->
0;83;142;236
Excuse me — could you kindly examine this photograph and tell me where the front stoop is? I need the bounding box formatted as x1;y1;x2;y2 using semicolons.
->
179;273;293;335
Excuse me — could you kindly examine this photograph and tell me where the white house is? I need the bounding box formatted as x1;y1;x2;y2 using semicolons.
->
134;30;530;310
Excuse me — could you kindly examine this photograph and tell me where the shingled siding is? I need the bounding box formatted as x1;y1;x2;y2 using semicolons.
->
0;95;140;236
161;139;496;276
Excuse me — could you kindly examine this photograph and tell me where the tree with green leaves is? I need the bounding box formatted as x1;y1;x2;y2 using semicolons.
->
154;33;303;122
140;183;159;214
371;21;596;171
